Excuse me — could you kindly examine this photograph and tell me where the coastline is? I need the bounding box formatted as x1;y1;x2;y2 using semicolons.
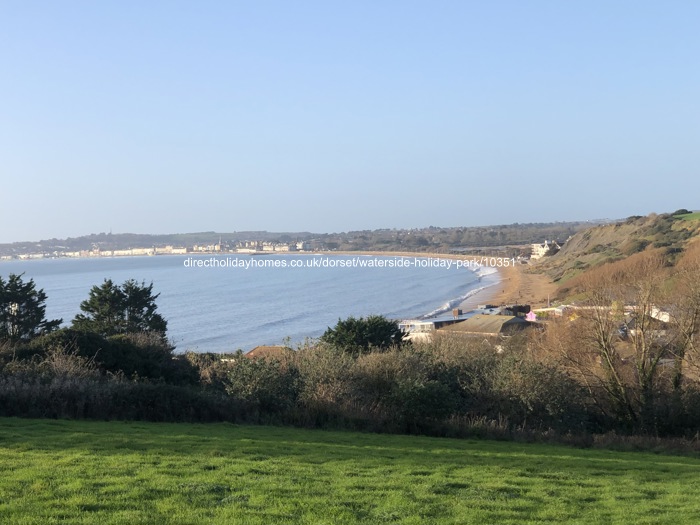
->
319;251;557;311
0;250;558;350
319;250;512;314
4;249;557;322
7;249;531;311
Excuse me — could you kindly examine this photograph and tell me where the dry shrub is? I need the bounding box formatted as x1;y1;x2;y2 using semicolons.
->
41;344;100;379
293;343;354;409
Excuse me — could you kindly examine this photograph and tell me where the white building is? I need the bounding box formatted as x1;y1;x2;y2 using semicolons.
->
531;240;560;260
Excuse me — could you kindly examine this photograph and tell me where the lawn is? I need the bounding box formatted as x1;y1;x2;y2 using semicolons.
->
1;418;699;524
675;212;700;221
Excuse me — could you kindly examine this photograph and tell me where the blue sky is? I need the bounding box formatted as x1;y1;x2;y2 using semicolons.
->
1;1;698;243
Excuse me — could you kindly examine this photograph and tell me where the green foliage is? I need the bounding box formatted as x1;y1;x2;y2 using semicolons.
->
0;329;594;436
320;315;406;355
391;377;456;427
20;328;197;384
0;377;238;422
624;238;651;255
0;273;61;343
345;349;460;430
72;279;167;337
25;327;108;359
106;333;198;385
488;353;589;431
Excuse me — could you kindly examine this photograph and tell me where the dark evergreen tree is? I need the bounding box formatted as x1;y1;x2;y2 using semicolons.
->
0;273;61;342
72;279;167;337
320;315;406;355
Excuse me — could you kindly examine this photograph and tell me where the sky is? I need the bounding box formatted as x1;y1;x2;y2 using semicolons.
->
1;1;699;243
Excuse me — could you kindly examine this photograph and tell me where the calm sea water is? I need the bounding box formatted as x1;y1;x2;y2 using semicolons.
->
0;254;499;352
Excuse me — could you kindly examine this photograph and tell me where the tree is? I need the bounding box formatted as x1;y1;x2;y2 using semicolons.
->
320;315;406;355
72;279;167;337
0;273;61;343
540;251;680;432
666;243;700;390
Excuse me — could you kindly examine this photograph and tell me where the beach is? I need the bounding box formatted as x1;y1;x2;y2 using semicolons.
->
478;263;558;309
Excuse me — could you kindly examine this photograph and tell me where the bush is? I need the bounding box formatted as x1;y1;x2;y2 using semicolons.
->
320;315;406;355
224;356;302;414
294;344;354;412
0;375;242;422
106;333;198;385
487;353;590;431
185;351;236;392
340;349;460;432
17;329;199;384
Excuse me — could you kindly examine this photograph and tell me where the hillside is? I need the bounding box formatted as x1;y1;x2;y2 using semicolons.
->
533;210;700;295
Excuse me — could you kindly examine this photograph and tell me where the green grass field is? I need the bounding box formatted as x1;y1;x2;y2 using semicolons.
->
1;419;699;524
675;212;700;221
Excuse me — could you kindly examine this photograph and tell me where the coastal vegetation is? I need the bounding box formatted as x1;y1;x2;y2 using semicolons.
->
2;417;699;524
320;315;407;355
0;273;61;342
537;211;700;287
72;278;167;337
1;210;700;453
674;209;700;221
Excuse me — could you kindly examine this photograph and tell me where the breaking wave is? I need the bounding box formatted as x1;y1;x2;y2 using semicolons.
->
418;282;498;319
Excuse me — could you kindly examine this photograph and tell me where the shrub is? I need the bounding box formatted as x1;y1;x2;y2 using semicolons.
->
0;375;241;422
487;352;590;431
106;333;198;385
320;315;406;355
625;239;651;255
294;344;354;411
224;357;302;414
19;329;199;384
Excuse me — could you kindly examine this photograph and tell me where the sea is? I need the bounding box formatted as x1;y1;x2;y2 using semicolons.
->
0;254;499;353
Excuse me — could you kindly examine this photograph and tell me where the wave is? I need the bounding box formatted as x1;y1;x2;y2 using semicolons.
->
252;311;310;331
418;282;498;319
474;266;498;278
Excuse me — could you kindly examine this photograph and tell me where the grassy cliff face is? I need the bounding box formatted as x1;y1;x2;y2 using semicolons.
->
533;212;700;300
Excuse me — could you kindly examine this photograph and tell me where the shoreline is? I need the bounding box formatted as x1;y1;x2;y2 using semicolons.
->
318;250;513;316
5;248;545;310
3;249;557;325
317;251;556;311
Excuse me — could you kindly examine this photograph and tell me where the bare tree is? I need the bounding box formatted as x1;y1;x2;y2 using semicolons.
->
667;243;700;388
538;251;675;431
